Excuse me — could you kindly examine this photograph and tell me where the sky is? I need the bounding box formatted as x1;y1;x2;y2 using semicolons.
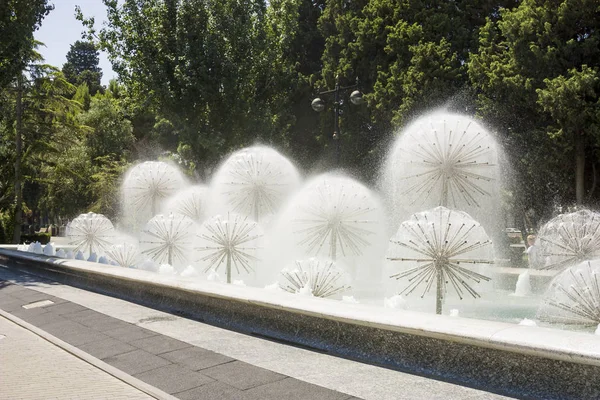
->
34;0;116;85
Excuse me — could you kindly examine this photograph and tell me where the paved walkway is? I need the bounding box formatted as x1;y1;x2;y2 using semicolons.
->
0;266;512;400
0;313;154;400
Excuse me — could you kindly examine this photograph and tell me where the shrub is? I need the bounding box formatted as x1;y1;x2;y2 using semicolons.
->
20;233;51;245
0;211;14;244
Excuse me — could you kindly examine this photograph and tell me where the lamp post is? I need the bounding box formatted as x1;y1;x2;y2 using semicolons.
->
311;75;364;166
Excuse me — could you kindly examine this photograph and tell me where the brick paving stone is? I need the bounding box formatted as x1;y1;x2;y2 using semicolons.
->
64;310;131;331
10;306;49;318
38;319;111;346
103;349;172;375
20;310;68;326
38;319;88;333
82;317;132;332
103;325;159;342
8;289;51;301
202;360;286;390
244;377;352;400
175;380;250;400
130;334;190;354
0;298;27;312
134;363;214;394
43;301;88;315
161;347;235;371
0;282;28;295
78;337;138;359
59;328;111;346
61;308;104;321
0;315;152;400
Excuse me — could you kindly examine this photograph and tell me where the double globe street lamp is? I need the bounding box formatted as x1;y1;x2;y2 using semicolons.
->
311;75;364;165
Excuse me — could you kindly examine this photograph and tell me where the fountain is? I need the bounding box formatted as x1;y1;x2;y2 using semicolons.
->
210;146;301;223
536;209;600;271
537;259;600;327
163;185;209;223
121;161;186;229
279;258;351;298
380;112;502;237
68;212;116;256
268;173;387;295
6;115;600;399
139;213;196;269
195;213;262;283
386;206;494;314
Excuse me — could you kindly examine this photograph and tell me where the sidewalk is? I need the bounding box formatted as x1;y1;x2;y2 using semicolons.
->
0;313;154;400
0;266;511;400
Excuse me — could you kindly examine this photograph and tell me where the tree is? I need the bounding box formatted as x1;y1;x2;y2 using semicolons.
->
315;0;518;178
469;0;600;212
79;0;275;174
537;66;600;203
78;95;134;163
263;0;327;169
62;41;103;95
73;83;91;111
37;86;134;221
0;0;53;89
0;49;80;242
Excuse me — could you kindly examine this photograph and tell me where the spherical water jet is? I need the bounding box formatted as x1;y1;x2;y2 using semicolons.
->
139;213;196;269
210;146;301;223
269;173;387;295
381;112;502;234
536;209;600;271
121;161;186;229
537;259;600;327
163;185;210;223
280;258;351;298
68;212;116;256
106;243;140;269
386;206;494;314
195;213;262;284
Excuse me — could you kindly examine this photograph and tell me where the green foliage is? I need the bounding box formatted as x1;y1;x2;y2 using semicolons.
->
0;0;53;89
62;40;103;95
469;0;600;212
537;65;600;140
107;79;122;99
80;0;275;171
74;83;91;111
312;0;519;179
20;232;51;244
0;0;598;234
89;157;130;220
78;95;134;163
0;210;14;244
37;88;134;219
38;140;93;218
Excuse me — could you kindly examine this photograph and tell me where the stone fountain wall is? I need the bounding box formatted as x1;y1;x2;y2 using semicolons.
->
1;248;599;400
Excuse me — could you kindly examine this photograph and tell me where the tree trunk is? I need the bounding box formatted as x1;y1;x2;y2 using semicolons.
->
575;132;585;205
12;75;23;244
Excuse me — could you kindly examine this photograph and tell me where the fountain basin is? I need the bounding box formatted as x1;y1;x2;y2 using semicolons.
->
0;248;598;399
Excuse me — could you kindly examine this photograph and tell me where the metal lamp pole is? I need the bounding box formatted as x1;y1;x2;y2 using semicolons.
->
311;75;364;166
